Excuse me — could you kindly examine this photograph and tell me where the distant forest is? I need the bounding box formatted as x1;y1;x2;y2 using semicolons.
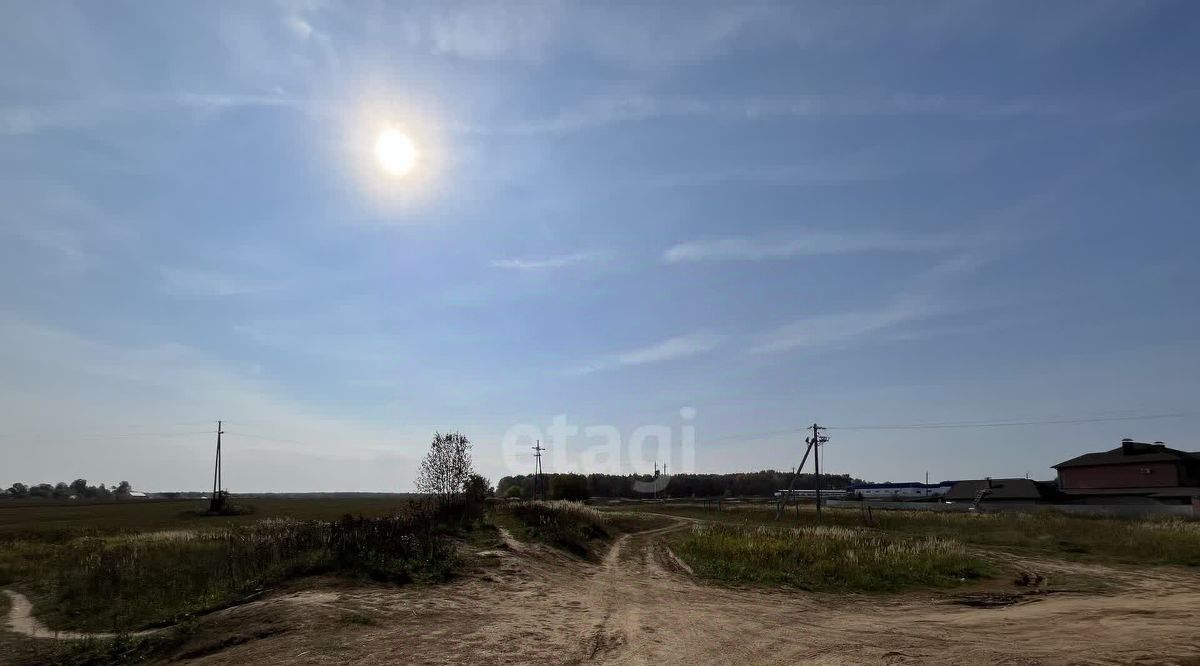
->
497;470;866;501
4;480;132;500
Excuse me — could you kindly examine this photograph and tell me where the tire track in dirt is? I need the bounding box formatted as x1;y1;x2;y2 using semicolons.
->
57;515;1200;665
3;589;162;640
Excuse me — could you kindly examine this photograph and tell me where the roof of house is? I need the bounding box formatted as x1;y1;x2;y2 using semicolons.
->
1061;487;1200;498
1054;441;1199;469
944;478;1058;501
846;482;953;490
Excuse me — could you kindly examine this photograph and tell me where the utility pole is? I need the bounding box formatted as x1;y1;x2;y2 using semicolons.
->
210;420;225;513
653;461;659;500
532;440;545;500
807;423;828;518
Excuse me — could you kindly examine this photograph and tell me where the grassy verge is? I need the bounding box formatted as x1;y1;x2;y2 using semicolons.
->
668;522;988;592
621;504;1200;567
494;501;672;559
0;508;463;633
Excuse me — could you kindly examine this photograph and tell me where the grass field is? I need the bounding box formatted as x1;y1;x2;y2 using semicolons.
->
671;522;987;591
0;497;410;536
615;503;1200;569
0;497;465;635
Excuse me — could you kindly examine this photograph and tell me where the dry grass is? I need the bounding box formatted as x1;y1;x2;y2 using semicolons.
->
0;511;458;633
670;522;987;591
497;501;670;558
623;504;1200;568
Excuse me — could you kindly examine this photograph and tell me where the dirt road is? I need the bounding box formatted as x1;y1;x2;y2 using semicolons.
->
16;519;1200;664
178;518;1200;665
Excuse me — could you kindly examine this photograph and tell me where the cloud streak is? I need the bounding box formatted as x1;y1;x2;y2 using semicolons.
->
490;252;600;271
572;332;723;375
749;296;934;355
477;93;1067;136
748;251;984;354
664;232;959;264
159;267;288;298
0;92;308;136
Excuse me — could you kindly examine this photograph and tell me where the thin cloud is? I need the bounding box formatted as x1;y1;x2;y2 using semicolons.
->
664;232;958;264
159;267;288;298
748;251;985;354
474;94;1066;136
490;252;599;271
572;332;724;375
749;296;934;355
0;92;308;136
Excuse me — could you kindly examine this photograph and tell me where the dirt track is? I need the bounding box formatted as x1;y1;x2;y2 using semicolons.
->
9;519;1200;664
161;517;1200;665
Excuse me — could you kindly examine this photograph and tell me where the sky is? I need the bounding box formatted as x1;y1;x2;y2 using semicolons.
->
2;1;1199;492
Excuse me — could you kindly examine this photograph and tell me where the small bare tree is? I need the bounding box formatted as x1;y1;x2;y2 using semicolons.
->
415;432;474;507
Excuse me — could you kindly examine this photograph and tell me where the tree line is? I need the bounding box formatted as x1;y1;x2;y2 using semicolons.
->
4;480;133;500
497;470;866;501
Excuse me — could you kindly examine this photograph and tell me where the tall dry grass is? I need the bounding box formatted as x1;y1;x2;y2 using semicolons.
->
634;504;1200;567
0;510;458;632
670;522;987;591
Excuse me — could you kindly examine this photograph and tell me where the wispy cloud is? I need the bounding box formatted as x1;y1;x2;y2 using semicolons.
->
0;316;424;490
490;252;600;271
572;332;723;375
159;267;288;298
0;92;308;136
664;231;958;264
476;93;1066;136
748;251;984;354
749;296;934;355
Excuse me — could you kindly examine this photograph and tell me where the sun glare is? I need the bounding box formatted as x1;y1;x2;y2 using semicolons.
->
374;128;418;177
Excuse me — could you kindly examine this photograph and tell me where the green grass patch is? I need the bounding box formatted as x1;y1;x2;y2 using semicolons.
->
622;504;1200;568
669;522;988;592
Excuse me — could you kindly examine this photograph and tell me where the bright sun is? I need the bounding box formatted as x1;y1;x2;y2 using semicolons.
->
374;128;418;177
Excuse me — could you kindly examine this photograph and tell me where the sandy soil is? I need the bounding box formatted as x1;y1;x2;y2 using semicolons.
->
8;519;1200;664
2;590;160;640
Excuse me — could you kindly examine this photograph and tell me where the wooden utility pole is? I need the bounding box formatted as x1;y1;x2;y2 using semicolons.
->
532;440;545;500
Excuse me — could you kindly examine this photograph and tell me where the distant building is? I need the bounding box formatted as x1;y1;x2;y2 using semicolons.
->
1053;439;1200;505
846;482;954;501
943;478;1061;505
773;489;850;500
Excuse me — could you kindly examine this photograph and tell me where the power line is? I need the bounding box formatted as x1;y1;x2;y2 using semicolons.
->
831;412;1200;431
708;411;1198;443
222;430;319;446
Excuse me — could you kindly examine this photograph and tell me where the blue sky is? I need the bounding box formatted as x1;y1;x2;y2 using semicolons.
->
2;1;1199;492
